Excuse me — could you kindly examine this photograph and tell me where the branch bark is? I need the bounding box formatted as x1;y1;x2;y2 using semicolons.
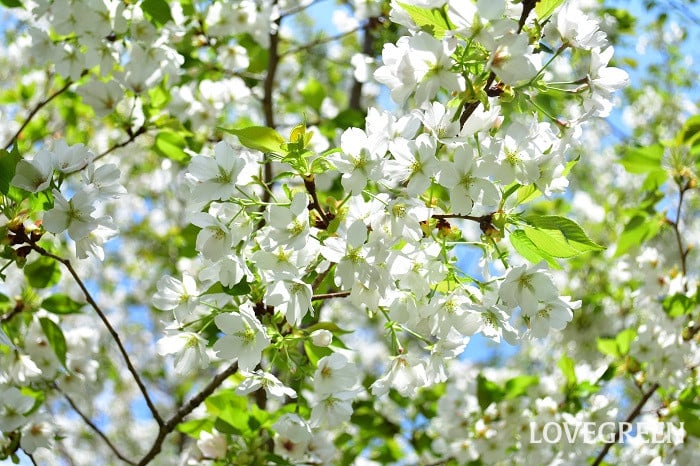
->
29;244;164;427
136;362;239;465
261;8;282;205
58;387;137;465
3;78;75;151
591;382;660;466
348;17;379;112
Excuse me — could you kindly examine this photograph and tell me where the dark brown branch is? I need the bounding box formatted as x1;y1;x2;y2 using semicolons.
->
29;244;164;427
136;362;239;466
312;291;350;300
303;174;333;228
518;0;539;33
57;387;137;465
3;78;75;151
458;0;537;129
66;124;148;175
459;73;496;129
432;213;484;223
261;6;282;205
668;186;689;281
348;17;379;111
591;382;660;466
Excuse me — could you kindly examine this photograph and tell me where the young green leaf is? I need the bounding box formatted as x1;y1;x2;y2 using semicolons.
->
619;144;664;174
535;0;566;21
141;0;173;26
39;317;68;368
154;130;190;164
523;215;605;257
0;147;22;196
219;126;286;155
41;294;85;315
24;256;61;288
397;2;454;38
510;229;560;269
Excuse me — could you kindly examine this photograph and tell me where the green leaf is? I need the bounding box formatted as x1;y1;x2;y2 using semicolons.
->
41;294;84;315
476;374;504;411
223;277;251;296
154;130;190;164
597;337;619;357
141;0;173;26
522;215;604;258
516;184;542;204
0;0;22;8
397;2;454;38
0;147;22;195
677;114;700;147
219;126;285;155
504;375;538;399
619;144;664;174
615;328;636;356
662;294;695;317
303;340;332;366
535;0;565;21
558;354;577;386
301;78;325;112
510;229;560;269
24;256;61;288
677;404;700;438
615;214;662;256
39;317;67;368
206;392;250;434
332;109;365;130
177;418;213;436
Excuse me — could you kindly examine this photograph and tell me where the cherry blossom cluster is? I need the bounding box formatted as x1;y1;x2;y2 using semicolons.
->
4;0;678;463
11;141;125;260
145;0;631;461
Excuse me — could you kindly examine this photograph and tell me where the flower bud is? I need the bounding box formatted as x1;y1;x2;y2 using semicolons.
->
310;329;332;347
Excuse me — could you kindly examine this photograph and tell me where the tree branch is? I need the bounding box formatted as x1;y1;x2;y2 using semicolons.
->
458;0;537;129
66;124;148;175
348;17;379;112
282;28;361;57
29;243;164;427
279;0;327;18
261;7;282;205
57;387;137;465
3;78;75;151
136;362;239;466
431;213;484;223
312;291;350;300
668;185;689;281
591;382;660;466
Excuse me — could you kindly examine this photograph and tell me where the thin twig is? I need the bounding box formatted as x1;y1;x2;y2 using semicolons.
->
432;213;484;222
458;0;537;129
29;244;164;427
136;362;239;466
591;382;660;466
3;79;75;151
279;0;327;18
312;291;350;300
669;186;689;280
57;387;137;465
283;27;361;56
66;124;148;175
